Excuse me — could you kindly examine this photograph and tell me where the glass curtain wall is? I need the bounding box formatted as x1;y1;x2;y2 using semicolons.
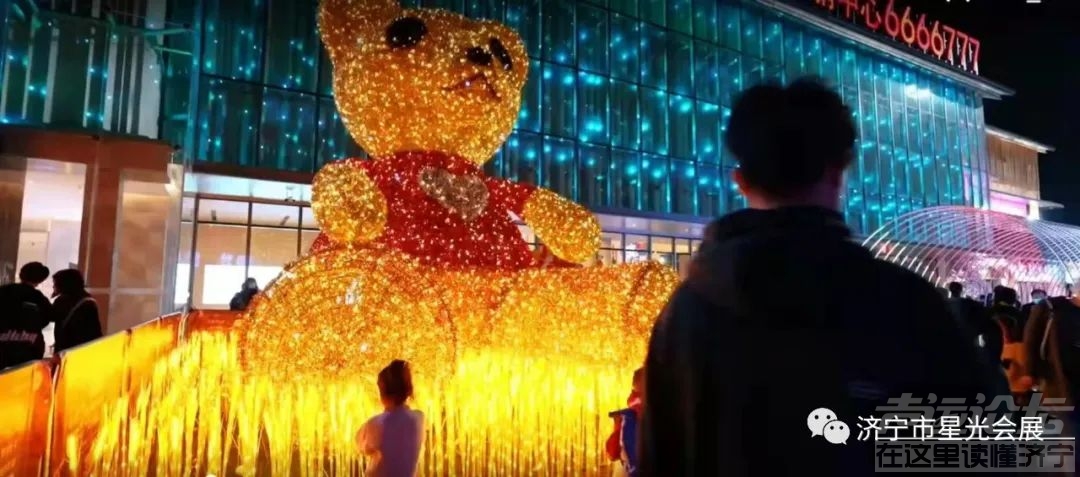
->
183;0;991;236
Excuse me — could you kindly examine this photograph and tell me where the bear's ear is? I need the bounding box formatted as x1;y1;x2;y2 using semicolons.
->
319;0;400;62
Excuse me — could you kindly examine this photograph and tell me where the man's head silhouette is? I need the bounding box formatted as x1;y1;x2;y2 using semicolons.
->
724;77;856;210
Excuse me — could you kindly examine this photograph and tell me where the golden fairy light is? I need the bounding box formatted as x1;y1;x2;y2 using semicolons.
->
53;0;686;475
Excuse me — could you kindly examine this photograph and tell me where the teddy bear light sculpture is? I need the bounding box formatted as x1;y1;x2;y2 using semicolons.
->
238;0;679;385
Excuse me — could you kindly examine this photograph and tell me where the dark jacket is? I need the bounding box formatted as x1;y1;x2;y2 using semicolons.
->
0;283;52;368
949;297;1000;364
230;289;257;311
640;207;1009;477
52;293;103;353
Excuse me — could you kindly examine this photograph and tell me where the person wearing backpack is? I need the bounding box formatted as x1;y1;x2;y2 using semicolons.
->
0;262;52;369
639;79;1009;477
50;269;102;353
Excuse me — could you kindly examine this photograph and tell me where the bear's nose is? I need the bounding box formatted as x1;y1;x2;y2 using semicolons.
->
465;46;493;67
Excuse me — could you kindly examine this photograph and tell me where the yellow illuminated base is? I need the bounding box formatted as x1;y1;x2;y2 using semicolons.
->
81;249;678;476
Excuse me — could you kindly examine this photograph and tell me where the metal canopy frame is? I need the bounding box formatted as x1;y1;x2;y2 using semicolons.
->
863;206;1080;297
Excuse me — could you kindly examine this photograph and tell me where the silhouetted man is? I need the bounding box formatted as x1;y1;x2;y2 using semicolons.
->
0;262;52;369
640;78;1008;477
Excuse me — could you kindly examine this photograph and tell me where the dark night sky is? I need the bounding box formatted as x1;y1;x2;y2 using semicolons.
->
913;0;1080;224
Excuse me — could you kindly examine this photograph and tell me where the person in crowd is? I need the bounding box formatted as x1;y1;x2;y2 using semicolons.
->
1025;295;1080;432
639;78;1008;477
357;360;425;477
50;269;103;354
229;278;260;311
0;262;52;369
1020;289;1048;329
946;282;997;364
989;287;1029;397
606;367;644;477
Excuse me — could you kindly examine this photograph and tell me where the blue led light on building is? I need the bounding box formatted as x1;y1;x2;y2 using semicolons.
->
174;0;1004;237
0;0;1021;283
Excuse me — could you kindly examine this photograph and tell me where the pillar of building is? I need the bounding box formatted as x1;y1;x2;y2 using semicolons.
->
0;125;178;332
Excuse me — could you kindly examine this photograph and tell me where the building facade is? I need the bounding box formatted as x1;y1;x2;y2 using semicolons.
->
0;0;1024;316
985;126;1057;220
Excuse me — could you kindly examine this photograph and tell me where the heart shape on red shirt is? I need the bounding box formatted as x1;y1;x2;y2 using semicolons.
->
418;167;490;222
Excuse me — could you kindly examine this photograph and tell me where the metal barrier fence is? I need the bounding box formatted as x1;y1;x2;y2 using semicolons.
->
0;310;240;477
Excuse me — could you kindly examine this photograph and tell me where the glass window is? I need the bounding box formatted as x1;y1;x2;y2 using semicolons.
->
667;0;693;35
578;144;611;208
264;0;319;92
643;154;671;213
192;223;248;309
505;0;543;59
650;236;675;268
668;94;694;159
316;98;363;169
762;17;783;65
504;131;541;185
542;0;576;65
541;63;577;138
577;4;610;74
740;8;762;59
578;72;610;144
692;0;719;42
202;0;265;81
301;207;319;230
300;230;319;254
693;41;721;103
181;196;196;222
671;159;696;215
197;199;249;224
610;81;641;150
611;149;642;209
542;136;577;199
694;101;721;164
696;164;724;217
641;0;667;27
667;33;694;96
609;14;641;83
640;24;668;90
519;59;543;133
251;203;300;228
640;88;669;155
248;227;300;284
718;50;742;107
624;234;650;263
718;3;741;51
175;222;194;308
610;0;638;17
258;88;315;172
197;78;259;166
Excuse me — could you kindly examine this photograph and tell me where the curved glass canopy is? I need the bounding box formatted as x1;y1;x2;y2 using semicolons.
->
862;206;1080;298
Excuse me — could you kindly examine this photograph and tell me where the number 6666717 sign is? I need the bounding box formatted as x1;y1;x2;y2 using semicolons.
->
814;0;981;76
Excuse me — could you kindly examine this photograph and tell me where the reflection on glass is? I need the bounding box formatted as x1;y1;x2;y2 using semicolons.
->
300;230;320;255
197;199;249;224
624;234;649;263
249;227;300;271
251;203;301;227
301;207;319;230
193;224;249;309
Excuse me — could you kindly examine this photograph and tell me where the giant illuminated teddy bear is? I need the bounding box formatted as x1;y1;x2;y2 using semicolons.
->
238;0;679;380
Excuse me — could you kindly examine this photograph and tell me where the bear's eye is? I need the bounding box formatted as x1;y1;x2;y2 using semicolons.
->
489;38;513;71
386;17;427;49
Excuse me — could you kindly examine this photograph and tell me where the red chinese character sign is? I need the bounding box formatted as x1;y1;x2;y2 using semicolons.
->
813;0;981;75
